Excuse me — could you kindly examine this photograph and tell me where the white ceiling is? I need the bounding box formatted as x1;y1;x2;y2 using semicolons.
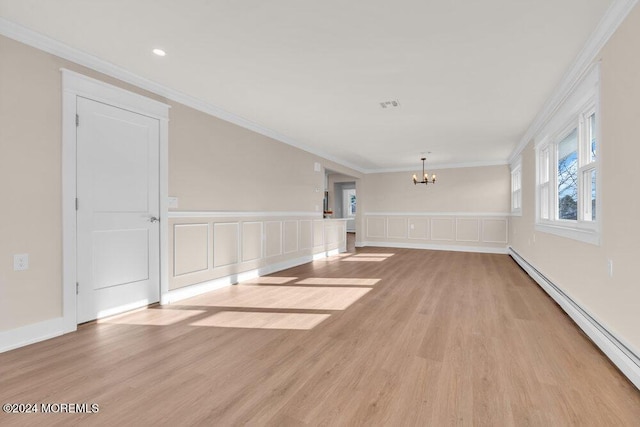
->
0;0;615;171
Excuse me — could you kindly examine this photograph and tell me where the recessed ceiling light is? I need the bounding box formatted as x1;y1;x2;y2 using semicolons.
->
152;48;166;57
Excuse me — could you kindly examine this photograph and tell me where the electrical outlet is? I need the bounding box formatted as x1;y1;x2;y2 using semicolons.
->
14;254;29;271
168;197;178;208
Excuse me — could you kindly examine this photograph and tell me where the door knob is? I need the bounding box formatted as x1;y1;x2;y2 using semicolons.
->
149;216;159;223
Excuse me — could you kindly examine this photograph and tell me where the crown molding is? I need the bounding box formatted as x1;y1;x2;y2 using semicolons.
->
363;159;509;174
0;17;367;174
508;0;639;163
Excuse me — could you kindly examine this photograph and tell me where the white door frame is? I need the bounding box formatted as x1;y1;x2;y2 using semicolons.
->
61;69;170;333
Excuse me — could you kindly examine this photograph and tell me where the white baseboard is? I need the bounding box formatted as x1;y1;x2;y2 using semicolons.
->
0;317;70;353
509;247;640;390
360;241;508;254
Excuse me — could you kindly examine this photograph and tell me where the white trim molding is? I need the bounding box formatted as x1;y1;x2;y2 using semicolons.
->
0;317;66;353
509;248;640;390
509;0;639;163
535;223;600;246
168;210;322;219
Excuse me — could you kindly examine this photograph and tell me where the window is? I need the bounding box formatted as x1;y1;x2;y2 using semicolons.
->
557;127;578;220
510;159;522;214
344;189;356;217
535;65;599;245
539;146;550;220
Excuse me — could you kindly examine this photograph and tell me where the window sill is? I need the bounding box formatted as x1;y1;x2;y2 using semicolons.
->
535;222;600;245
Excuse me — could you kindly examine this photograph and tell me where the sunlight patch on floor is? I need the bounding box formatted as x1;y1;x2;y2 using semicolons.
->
353;253;395;257
341;257;387;262
314;253;353;262
240;276;298;285
295;278;380;286
190;311;331;330
179;285;372;311
98;308;206;326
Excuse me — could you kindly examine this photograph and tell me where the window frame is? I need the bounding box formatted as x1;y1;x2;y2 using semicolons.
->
510;158;522;215
534;65;600;245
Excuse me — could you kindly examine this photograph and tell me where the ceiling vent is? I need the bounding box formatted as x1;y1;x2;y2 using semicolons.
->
379;100;400;109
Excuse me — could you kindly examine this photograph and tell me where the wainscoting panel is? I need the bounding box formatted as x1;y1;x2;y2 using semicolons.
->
362;213;509;253
168;213;348;292
366;217;386;239
431;218;456;241
299;220;313;250
213;222;239;268
313;220;325;247
283;220;298;254
242;222;262;262
408;217;429;240
482;218;509;243
265;221;283;258
387;217;408;239
456;218;480;242
173;223;209;276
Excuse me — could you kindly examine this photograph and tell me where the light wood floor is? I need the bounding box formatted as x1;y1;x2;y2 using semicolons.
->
1;248;639;426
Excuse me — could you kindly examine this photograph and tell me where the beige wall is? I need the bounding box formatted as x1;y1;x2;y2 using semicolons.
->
0;36;65;329
510;4;640;354
360;165;510;213
169;102;359;212
0;34;359;332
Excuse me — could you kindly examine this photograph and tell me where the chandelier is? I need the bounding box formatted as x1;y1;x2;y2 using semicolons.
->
412;157;436;186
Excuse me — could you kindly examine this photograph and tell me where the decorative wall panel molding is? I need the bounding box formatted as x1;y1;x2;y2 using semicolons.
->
265;221;283;258
363;212;509;251
482;218;509;243
431;218;456;241
366;217;386;238
299;220;313;250
173;223;209;276
213;222;239;268
408;218;429;240
313;220;325;247
455;218;480;242
387;217;408;239
283;220;299;254
169;215;348;292
242;222;263;262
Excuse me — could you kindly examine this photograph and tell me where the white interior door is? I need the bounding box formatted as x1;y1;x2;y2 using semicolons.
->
76;96;160;323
